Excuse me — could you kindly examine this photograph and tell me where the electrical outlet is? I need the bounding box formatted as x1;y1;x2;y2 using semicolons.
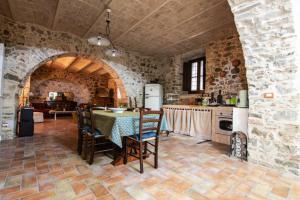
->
263;93;274;99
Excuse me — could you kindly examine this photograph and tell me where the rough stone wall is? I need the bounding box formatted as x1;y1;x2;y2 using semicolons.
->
163;56;183;96
33;79;90;104
30;67;108;103
0;16;169;139
228;0;300;175
206;32;247;95
164;30;247;97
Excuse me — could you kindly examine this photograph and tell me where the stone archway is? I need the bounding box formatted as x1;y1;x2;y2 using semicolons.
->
1;48;129;140
20;52;127;102
227;0;300;175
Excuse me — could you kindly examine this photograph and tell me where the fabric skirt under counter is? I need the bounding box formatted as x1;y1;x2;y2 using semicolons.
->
163;107;212;139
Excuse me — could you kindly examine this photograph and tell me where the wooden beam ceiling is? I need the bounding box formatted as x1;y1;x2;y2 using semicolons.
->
80;63;103;74
66;57;92;72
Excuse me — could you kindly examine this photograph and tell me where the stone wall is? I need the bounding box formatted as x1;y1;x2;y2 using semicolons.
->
0;16;169;139
228;0;300;175
32;79;90;104
206;32;247;95
164;28;247;98
30;66;108;103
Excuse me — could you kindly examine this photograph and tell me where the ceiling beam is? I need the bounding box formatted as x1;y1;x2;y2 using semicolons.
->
77;62;95;73
87;64;103;74
44;60;53;68
91;68;102;75
113;0;171;42
82;0;113;38
51;0;62;29
96;68;108;76
65;57;81;70
90;68;107;77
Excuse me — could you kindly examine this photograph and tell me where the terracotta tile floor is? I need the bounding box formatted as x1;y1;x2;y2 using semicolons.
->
0;118;299;200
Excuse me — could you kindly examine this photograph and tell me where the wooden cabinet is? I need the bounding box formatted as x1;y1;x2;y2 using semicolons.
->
44;101;77;110
92;97;114;107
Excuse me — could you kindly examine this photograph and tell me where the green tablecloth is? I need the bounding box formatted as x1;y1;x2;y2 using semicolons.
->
92;111;168;147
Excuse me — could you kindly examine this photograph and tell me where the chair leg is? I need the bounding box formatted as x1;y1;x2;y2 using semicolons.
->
139;141;144;174
154;137;159;169
143;142;147;159
88;137;95;165
83;134;89;160
81;134;86;159
77;128;82;155
124;137;128;164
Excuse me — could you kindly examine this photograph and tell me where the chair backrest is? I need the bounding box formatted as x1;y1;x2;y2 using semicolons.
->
139;109;163;140
76;107;83;128
81;107;95;133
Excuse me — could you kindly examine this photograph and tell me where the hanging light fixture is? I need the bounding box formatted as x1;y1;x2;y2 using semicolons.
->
87;35;110;46
105;48;122;57
88;8;122;57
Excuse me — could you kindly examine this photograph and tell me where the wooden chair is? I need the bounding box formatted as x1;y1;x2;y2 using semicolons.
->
124;109;163;173
81;107;115;164
76;106;85;155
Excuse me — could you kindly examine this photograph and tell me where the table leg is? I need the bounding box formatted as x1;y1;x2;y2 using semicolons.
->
54;113;56;120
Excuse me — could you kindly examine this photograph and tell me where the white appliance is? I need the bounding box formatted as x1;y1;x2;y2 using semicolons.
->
237;90;248;108
233;107;249;134
215;110;233;136
144;84;163;110
0;43;4;97
0;43;4;138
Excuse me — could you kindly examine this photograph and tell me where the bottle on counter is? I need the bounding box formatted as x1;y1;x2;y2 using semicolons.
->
209;92;216;104
217;90;223;105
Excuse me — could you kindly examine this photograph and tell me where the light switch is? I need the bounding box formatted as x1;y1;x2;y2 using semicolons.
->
263;93;274;98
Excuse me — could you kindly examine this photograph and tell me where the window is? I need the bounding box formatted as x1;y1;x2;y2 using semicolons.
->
191;62;198;91
182;57;206;93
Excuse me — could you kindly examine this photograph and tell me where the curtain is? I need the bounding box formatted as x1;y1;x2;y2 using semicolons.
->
173;109;191;135
164;108;174;132
190;109;212;140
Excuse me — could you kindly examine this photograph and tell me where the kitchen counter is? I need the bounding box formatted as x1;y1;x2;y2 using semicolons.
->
163;104;234;111
163;104;233;145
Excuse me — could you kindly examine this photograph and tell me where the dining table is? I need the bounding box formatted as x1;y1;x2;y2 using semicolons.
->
92;110;168;165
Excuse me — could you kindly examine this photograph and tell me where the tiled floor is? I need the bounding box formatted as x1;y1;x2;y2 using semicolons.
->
0;118;299;200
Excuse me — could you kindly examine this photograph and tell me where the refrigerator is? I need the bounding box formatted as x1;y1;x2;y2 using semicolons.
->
144;84;163;110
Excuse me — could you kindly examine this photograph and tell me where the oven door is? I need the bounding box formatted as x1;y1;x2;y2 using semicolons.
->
217;117;233;135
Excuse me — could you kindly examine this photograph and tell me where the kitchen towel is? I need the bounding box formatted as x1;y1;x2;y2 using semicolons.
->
189;109;212;140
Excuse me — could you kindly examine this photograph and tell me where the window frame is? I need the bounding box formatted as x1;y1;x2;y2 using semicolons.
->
183;57;206;94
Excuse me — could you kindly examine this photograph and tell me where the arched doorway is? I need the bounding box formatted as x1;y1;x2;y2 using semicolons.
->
20;53;127;108
17;53;128;140
20;53;127;107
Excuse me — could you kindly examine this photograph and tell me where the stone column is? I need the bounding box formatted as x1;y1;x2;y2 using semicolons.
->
164;55;183;95
228;0;300;175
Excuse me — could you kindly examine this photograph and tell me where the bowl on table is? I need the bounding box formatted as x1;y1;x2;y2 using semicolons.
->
108;108;127;113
